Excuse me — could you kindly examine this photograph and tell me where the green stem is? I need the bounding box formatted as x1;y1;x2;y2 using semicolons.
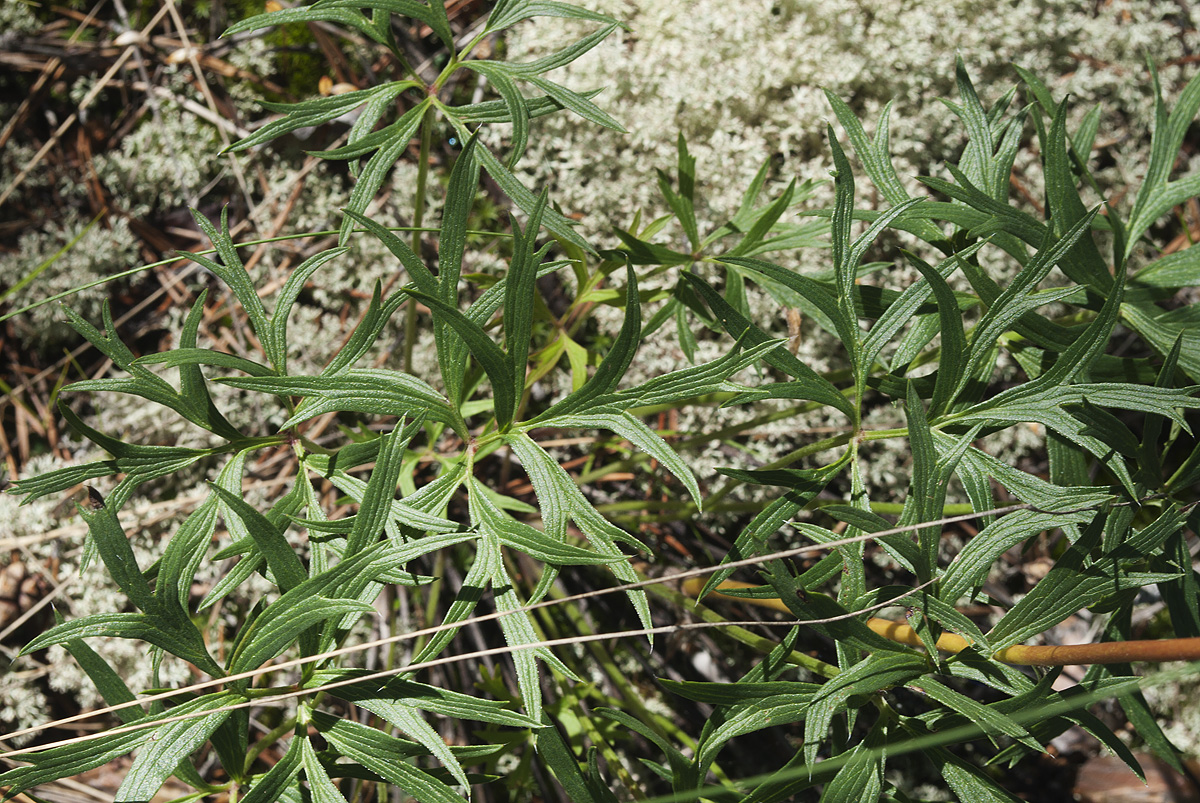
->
598;499;762;516
1;226;514;325
404;105;438;373
529;591;645;800
570;400;855;491
386;36;422;85
698;430;856;512
411;550;445;658
861;426;908;441
599;498;977;523
546;583;701;751
243;715;299;775
646;582;840;680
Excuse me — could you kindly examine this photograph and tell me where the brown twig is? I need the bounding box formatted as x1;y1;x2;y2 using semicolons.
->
0;4;172;209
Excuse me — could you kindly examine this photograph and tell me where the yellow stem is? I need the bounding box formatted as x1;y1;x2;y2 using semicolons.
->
685;580;1200;666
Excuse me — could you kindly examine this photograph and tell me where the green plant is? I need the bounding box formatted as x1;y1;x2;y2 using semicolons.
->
3;2;1200;802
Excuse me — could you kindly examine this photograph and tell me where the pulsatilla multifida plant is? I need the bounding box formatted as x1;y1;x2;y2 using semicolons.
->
2;2;1200;802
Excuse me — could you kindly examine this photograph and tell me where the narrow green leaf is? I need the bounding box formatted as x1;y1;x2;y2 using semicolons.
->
1126;64;1200;252
189;209;271;342
1132;245;1200;289
341;210;438;295
222;5;390;43
407;528;493;666
507;433;650;630
661;133;699;250
1041;98;1111;290
944;56;995;195
315;470;460;534
949;384;1199;494
843;196;927;287
219;370;463;435
335;679;472;789
803;653;926;765
228;595;373;674
930;746;1023;802
209;483;307;593
311;669;538;728
338;101;430;245
903;382;939;582
155;493;222;610
999;262;1127;408
487;0;621;31
818;716;887;803
58;611;144;723
945;435;1114;514
950;209;1101;403
240;735;304;803
533;264;640;420
300;736;349;803
115;692;239;803
1068;398;1142;458
535;411;702;508
134;348;273;377
419;0;454;48
505;191;551;423
615;337;782;409
697;689;820;774
699;488;829;601
536;713;620;803
826;91;946;243
78;493;155;612
941;507;1095;602
726;179;796;258
452;86;605;123
506;23;619;76
267;247;349;370
345;84;413;160
683;270;855;419
464;134;594;253
317;716;465;803
485;532;576;722
175;289;239;436
611;227;693;265
223;85;410;153
719;256;857;359
827;125;857;330
659;679;820;706
7;459;119;504
470;477;618;564
860;242;977;374
434;133;483;403
463;62;530;166
322;283;410;375
1121;300;1200;383
989;510;1184;649
910;676;1040;749
525;74;625;132
346;418;422;554
404;287;516;427
593;707;695;787
902;251;967;415
0;729;149;797
731;156;771;229
61;303;230;437
920;170;1049;248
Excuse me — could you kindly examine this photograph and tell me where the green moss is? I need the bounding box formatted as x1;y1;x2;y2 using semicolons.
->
225;0;331;100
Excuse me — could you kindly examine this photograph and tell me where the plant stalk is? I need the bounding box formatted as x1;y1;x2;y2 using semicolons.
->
691;580;1200;666
403;104;437;373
